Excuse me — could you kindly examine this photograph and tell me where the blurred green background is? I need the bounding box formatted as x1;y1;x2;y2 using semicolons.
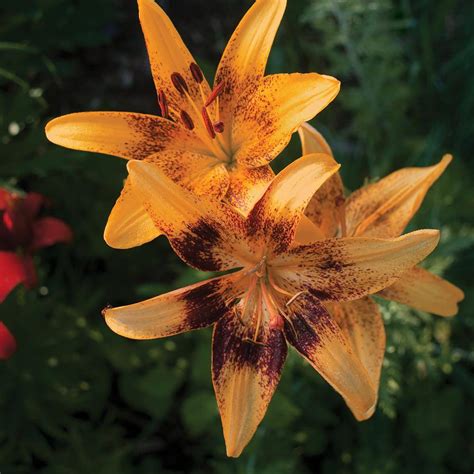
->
1;0;473;472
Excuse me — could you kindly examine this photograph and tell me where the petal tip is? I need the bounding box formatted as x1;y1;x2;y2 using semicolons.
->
441;153;453;166
354;401;377;421
101;305;113;319
225;444;244;458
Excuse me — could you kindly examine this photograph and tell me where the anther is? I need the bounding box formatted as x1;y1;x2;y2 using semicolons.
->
205;82;224;107
171;72;189;94
201;107;216;139
158;90;169;119
213;121;224;133
189;62;204;83
180;110;195;130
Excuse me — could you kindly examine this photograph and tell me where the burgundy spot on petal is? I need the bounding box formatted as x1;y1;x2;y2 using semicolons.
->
212;314;287;382
183;279;229;330
170;219;222;271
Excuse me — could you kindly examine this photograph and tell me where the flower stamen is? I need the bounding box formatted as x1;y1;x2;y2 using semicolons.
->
205;82;224;107
286;290;306;307
213;121;225;133
201;107;216;139
180;110;195;130
170;72;189;94
158;90;169;119
189;62;204;83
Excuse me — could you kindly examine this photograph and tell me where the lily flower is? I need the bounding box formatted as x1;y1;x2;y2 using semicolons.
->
102;154;439;457
0;188;73;302
45;0;340;250
297;123;464;392
0;321;16;360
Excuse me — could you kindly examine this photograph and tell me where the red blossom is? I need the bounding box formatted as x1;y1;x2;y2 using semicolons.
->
0;321;16;360
0;187;73;302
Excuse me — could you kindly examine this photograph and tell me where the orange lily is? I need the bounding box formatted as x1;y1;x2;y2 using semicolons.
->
45;0;340;249
103;154;439;457
297;123;464;393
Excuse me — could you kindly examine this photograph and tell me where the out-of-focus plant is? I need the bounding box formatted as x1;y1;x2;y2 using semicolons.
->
0;188;72;302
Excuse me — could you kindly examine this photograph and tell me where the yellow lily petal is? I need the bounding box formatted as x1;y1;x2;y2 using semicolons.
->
225;165;274;215
127;160;250;271
377;266;464;317
104;177;161;249
215;0;286;137
284;293;376;421
103;274;236;339
345;154;452;238
138;0;212;118
327;298;385;392
150;151;230;199
298;123;345;238
232;73;340;167
298;121;333;155
45;111;208;160
294;215;326;244
212;312;287;457
274;230;440;301
247;153;340;255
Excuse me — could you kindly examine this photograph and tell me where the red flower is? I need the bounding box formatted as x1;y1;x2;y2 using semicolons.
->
0;321;16;359
0;188;73;302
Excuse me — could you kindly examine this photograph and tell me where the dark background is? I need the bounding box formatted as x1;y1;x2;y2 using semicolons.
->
0;0;473;472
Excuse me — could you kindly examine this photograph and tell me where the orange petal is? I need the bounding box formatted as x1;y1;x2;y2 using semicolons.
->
212;313;287;457
45;111;207;160
215;0;286;142
104;176;161;249
104;274;236;339
377;266;464;317
284;293;376;420
127;160;250;271
225;165;274;215
274;230;440;301
137;0;213;119
246;153;340;255
298;121;333;155
345;155;452;238
232;73;340;167
298;123;345;237
327;298;385;393
149;151;230;199
294;215;326;244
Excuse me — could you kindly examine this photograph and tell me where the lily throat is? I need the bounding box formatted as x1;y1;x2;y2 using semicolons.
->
229;258;302;343
158;62;233;163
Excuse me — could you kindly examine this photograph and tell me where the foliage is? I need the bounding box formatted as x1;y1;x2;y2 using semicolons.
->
0;0;473;472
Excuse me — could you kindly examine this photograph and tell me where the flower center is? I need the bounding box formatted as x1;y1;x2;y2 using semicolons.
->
158;63;231;163
229;258;304;344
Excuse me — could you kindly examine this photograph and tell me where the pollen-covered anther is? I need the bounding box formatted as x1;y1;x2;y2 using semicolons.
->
205;82;224;107
189;62;204;83
170;72;189;94
213;121;225;133
201;107;216;139
158;90;169;119
180;110;195;130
